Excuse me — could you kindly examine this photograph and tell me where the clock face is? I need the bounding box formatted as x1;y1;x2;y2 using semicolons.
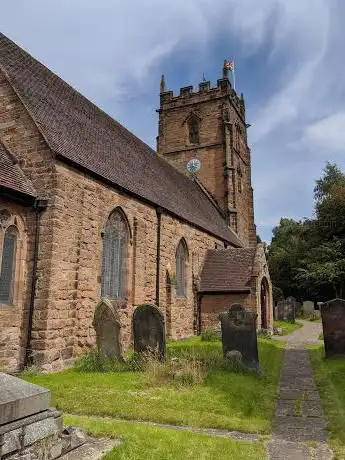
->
186;158;201;174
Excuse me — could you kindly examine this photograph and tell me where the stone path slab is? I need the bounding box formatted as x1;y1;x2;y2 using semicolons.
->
268;320;333;459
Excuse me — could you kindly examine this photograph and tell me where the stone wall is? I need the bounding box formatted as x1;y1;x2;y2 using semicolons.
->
200;293;253;330
0;199;35;372
0;71;57;371
28;162;223;371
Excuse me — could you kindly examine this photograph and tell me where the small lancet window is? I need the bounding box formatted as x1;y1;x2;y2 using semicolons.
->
0;226;18;304
176;239;188;298
237;163;243;193
188;116;200;144
101;210;128;300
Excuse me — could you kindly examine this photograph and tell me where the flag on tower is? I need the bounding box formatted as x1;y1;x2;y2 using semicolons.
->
224;60;236;90
224;60;234;71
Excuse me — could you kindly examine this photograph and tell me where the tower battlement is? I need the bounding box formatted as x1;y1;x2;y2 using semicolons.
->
159;77;245;119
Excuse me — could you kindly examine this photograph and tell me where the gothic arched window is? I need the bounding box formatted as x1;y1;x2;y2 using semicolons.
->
0;226;18;304
176;239;188;298
188;116;200;144
101;210;128;300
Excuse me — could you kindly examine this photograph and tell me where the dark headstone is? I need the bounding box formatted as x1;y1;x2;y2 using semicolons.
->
276;299;295;323
133;304;165;360
321;298;345;357
219;303;259;370
93;300;122;358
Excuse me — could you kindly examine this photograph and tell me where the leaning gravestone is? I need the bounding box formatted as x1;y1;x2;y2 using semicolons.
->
93;300;122;358
302;300;315;317
219;303;259;372
320;298;345;357
276;299;295;323
133;304;166;361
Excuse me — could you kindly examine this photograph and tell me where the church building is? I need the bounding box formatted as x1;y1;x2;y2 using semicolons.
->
0;33;272;372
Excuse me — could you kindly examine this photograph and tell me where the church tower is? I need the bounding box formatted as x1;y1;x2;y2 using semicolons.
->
157;62;257;247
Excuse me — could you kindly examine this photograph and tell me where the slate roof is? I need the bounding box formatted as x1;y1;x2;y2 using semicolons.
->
199;248;256;292
0;140;36;198
0;33;242;246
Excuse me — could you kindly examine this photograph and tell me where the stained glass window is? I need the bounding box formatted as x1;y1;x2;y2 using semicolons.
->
176;240;187;297
0;226;17;304
101;211;128;300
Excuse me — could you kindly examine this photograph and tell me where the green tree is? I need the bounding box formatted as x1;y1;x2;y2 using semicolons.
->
268;162;345;301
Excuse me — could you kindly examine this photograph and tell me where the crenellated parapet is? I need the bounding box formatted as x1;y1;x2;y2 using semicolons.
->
159;74;245;119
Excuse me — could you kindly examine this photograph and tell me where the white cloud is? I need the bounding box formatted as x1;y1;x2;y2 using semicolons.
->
302;112;345;152
250;0;332;143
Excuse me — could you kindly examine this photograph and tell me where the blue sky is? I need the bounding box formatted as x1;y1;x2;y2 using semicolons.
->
1;0;345;242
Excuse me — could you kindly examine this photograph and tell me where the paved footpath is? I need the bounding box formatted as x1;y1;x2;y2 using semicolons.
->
268;320;333;459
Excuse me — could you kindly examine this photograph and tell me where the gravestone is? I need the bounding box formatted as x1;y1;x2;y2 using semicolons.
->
276;299;295;323
93;300;122;358
133;304;166;361
302;300;315;317
320;298;345;357
219;303;259;370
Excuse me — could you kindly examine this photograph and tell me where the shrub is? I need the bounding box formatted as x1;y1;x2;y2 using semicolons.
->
200;328;220;342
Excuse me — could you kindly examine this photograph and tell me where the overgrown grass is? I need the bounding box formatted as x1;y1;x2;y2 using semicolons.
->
274;320;303;336
64;415;267;460
309;346;345;459
200;328;220;342
23;337;284;434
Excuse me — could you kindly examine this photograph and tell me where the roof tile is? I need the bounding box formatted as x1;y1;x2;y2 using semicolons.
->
0;140;36;198
199;248;256;292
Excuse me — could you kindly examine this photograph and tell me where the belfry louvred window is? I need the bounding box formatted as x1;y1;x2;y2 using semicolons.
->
176;239;187;298
101;210;128;300
188;116;200;144
0;226;18;304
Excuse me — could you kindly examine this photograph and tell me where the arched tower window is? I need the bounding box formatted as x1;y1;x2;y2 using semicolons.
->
101;209;128;300
176;239;188;298
188;116;200;144
0;226;18;304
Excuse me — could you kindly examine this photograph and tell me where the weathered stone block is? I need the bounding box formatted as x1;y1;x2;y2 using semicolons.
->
0;373;50;425
2;428;21;456
23;417;58;446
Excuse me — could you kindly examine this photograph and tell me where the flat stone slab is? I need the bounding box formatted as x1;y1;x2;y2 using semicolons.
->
59;438;121;460
0;373;50;425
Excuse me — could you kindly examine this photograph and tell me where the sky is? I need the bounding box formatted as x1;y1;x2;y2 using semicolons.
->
1;0;345;242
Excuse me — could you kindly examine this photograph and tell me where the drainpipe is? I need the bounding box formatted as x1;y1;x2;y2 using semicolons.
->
24;198;47;368
155;207;162;306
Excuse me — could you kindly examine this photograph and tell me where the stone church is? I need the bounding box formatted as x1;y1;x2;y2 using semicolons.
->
0;33;272;372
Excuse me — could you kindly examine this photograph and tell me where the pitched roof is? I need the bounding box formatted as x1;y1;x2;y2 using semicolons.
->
199;248;256;292
0;140;36;198
0;33;242;246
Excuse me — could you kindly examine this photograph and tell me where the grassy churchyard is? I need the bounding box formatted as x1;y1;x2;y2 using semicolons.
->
23;336;284;459
310;346;345;459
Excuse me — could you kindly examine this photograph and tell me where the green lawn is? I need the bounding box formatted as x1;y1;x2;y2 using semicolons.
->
310;347;345;459
24;337;284;434
274;320;303;336
65;415;266;460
